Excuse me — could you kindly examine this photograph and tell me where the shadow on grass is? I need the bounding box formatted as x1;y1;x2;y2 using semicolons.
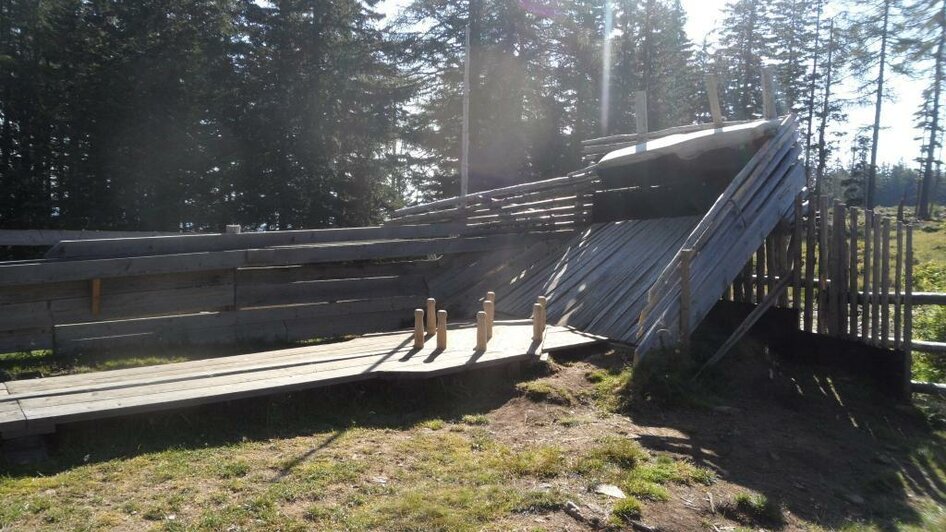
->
623;313;946;532
0;359;550;478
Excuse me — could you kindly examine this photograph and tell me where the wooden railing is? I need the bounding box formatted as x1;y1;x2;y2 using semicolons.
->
0;225;571;356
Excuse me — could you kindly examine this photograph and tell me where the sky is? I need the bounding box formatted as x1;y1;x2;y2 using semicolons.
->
380;0;928;167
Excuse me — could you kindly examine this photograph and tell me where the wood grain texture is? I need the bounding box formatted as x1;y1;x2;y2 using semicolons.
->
0;321;596;437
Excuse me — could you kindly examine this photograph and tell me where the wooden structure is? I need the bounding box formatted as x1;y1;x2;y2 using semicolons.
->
0;320;601;438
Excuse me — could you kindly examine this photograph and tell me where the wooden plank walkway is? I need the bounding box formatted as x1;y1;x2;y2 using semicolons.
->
0;320;604;438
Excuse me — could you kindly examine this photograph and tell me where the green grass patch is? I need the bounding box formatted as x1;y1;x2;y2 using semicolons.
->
502;445;566;478
724;492;784;526
585;366;633;411
611;496;643;523
461;414;489;426
516;380;575;405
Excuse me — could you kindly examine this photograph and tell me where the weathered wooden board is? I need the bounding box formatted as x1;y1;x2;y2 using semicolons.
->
0;321;599;437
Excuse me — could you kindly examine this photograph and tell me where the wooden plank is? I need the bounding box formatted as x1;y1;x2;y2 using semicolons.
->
46;223;469;260
235;275;427;308
680;249;693;349
862;210;873;341
0;327;54;353
895;221;904;347
849;208;859;338
871;212;882;344
905;225;914;391
0;229;179;247
1;322;592;434
1;233;564;286
836;203;848;336
881;218;891;348
804;196;816;332
817;196;829;334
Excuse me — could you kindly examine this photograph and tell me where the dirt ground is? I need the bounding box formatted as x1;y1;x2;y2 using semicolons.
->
1;341;945;531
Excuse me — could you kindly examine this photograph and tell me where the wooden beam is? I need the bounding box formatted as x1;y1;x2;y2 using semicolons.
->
762;66;777;119
705;74;723;126
635;90;649;135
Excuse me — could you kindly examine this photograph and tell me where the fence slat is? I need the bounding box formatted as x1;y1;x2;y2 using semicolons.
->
895;221;904;348
849;208;859;338
862;210;873;342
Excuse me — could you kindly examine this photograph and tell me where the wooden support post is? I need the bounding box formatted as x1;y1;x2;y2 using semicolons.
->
872;212;882;344
895;221;904;348
755;243;766;303
804;196;816;332
91;278;102;317
762;66;777;119
742;260;754;305
836;202;848;336
486;291;496;304
414;309;425;349
680;249;693;350
476;311;488;350
436;309;447;349
862;209;873;341
483;300;494;339
777;223;790;308
881;217;891;348
532;303;545;342
765;234;777;298
706;74;723;126
817;196;829;335
635;90;648;135
849;208;860;338
905;225;914;395
793;195;803;311
425;298;436;335
225;224;241;234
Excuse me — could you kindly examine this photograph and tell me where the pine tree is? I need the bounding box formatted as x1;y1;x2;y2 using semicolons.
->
717;0;771;120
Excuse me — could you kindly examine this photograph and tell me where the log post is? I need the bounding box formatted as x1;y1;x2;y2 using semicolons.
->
532;303;545;342
862;209;873;341
872;212;882;344
437;309;447;349
904;224;914;397
476;311;488;350
762;66;776;119
792;194;803;311
426;298;437;335
895;221;904;348
849;208;859;338
635;90;648;136
880;216;890;347
414;309;425;349
706;74;723;126
483;300;494;339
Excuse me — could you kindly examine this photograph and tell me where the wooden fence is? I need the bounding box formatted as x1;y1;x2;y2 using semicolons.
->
719;193;946;392
0;224;571;355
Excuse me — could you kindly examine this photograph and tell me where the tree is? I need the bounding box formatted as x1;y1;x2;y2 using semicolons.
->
717;0;771;120
899;0;946;219
848;0;902;209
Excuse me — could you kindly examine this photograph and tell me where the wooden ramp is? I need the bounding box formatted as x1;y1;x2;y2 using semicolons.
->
0;320;603;438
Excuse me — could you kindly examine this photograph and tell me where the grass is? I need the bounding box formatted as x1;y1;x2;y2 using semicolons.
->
611;496;643;523
515;380;575;405
724;492;784;526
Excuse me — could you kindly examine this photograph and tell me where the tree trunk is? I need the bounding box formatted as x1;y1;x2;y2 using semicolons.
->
918;0;945;220
867;0;890;210
815;19;835;190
